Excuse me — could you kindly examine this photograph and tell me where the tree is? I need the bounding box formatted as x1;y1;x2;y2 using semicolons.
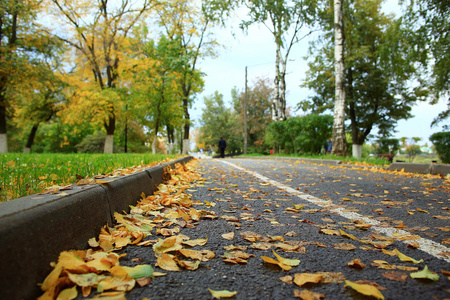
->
44;0;153;153
126;34;185;154
265;115;333;154
401;137;422;162
232;77;273;153
198;91;242;153
0;0;57;152
332;0;347;156
300;0;425;158
401;0;450;125
155;0;228;153
240;0;317;121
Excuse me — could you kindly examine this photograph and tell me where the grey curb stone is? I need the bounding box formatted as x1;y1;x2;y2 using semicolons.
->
389;162;450;176
0;156;193;300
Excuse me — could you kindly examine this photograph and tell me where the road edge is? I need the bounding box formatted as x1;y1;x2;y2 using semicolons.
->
0;156;193;300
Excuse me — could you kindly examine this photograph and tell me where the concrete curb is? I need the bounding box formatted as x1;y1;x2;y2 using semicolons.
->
0;156;193;300
389;162;450;176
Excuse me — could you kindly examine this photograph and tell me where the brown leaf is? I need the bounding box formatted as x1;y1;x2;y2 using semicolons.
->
316;272;346;283
250;242;272;250
279;275;293;284
224;244;248;251
382;271;408;282
222;232;235;240
285;231;298;237
333;243;356;251
293;289;325;300
293;273;323;287
347;258;366;269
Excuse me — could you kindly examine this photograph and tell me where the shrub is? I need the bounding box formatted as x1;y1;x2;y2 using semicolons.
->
265;114;333;154
430;131;450;163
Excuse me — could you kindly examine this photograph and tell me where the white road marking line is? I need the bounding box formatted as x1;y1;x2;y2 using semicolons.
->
220;160;450;263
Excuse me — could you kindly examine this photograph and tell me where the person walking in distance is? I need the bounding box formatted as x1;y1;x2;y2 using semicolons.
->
218;137;227;158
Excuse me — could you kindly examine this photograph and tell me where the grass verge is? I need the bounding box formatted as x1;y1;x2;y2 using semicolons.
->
239;153;391;166
0;153;180;202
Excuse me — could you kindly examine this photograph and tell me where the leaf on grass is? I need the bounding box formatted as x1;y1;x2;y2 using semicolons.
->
347;258;365;269
293;289;325;300
410;265;439;281
293;273;323;287
222;232;235;240
208;289;237;299
344;280;384;300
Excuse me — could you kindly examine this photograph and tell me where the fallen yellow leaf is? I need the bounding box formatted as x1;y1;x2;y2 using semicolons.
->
344;280;384;300
222;232;235;240
208;289;238;299
293;273;323;287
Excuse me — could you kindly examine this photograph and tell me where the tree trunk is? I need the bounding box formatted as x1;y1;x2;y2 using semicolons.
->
182;97;190;154
23;123;39;153
272;45;282;121
0;102;7;153
279;57;287;121
103;116;115;153
332;0;347;156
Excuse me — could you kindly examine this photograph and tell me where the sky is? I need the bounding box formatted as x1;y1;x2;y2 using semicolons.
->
191;1;448;146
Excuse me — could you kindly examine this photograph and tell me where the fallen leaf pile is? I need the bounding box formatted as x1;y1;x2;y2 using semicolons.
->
39;162;217;299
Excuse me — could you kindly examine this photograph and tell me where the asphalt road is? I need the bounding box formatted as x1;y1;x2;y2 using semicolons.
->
116;158;449;300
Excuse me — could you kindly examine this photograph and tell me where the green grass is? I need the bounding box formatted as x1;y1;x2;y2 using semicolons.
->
239;153;391;166
0;153;180;202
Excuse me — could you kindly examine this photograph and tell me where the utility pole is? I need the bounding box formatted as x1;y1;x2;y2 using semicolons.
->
244;66;248;155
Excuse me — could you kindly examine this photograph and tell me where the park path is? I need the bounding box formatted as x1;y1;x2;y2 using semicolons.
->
120;158;449;300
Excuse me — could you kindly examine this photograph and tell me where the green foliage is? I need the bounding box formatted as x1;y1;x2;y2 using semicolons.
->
301;0;425;146
232;78;273;154
198;91;242;153
0;153;179;201
75;131;107;153
265;115;333;154
401;0;450;125
374;138;400;155
429;131;450;163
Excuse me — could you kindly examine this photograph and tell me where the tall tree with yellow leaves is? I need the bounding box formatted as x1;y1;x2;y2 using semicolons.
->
155;0;229;153
44;0;154;153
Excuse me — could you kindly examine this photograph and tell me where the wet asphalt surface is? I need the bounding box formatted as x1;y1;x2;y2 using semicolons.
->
90;158;449;300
